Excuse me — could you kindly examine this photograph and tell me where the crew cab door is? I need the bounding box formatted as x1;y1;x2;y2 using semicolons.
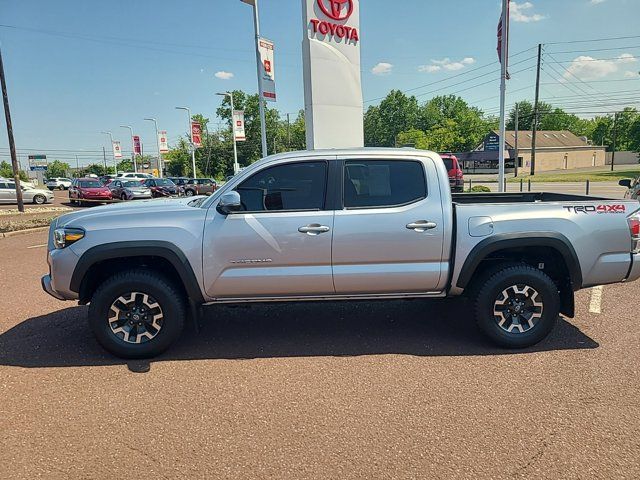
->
203;159;335;298
331;157;446;294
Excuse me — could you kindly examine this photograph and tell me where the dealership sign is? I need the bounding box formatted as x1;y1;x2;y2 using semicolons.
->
112;141;123;159
258;38;276;102
158;130;169;153
302;0;363;149
232;110;246;142
191;122;202;148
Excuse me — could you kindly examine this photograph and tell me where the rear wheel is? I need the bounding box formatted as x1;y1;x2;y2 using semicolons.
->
88;269;186;358
121;193;127;201
473;264;560;348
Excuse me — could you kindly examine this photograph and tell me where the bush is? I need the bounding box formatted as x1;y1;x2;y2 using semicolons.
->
468;185;491;193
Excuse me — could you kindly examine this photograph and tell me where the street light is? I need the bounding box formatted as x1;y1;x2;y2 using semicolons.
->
100;131;118;175
144;118;163;178
119;125;137;173
175;106;197;178
216;92;240;174
240;0;268;158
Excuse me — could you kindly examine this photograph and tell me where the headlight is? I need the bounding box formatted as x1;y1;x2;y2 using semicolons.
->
53;228;84;249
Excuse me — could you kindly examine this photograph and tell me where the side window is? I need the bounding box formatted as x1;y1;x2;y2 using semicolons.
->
0;183;7;189
343;160;427;208
236;161;328;212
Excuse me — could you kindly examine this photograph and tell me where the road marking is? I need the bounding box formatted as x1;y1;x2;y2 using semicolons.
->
27;244;47;249
589;286;603;314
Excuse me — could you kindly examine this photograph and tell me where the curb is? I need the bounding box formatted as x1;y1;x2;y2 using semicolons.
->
1;226;49;238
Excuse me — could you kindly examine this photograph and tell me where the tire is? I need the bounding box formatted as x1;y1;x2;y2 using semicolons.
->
121;193;127;201
88;269;186;358
185;189;195;197
33;194;46;205
473;264;560;348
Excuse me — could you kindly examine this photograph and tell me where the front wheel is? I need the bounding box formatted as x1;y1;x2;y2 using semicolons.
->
184;189;195;197
473;264;560;348
88;269;186;358
33;194;46;205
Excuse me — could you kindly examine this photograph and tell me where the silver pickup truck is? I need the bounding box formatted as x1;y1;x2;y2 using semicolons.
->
42;148;640;358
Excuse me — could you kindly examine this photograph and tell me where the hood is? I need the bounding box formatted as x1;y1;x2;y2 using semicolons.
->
55;196;206;229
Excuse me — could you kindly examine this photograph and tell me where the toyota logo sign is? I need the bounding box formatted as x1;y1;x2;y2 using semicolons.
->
317;0;353;21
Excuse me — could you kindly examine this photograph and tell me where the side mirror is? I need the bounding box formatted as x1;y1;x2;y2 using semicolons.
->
619;179;632;188
216;191;242;215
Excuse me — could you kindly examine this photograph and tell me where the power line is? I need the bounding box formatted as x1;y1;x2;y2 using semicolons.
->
546;34;640;46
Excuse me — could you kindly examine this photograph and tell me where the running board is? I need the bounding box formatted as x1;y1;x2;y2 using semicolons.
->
203;291;446;305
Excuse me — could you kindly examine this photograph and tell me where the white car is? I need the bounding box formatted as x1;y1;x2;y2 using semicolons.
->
116;172;154;180
0;180;54;204
46;177;73;190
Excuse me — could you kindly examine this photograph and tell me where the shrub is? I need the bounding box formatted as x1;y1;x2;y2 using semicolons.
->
468;185;491;193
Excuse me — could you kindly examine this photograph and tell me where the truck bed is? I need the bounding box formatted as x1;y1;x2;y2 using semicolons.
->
452;192;610;204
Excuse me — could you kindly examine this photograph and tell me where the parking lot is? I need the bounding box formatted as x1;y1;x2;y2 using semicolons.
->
1;229;638;479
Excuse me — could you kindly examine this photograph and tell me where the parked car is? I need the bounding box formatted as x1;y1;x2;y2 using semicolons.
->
46;177;73;190
42;148;640;358
142;178;179;197
167;177;190;193
0;180;54;204
619;177;640;199
108;179;153;200
184;178;217;196
117;172;154;180
68;178;112;206
440;153;464;192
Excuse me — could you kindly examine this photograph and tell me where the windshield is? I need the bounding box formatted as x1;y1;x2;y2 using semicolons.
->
123;181;143;187
155;179;175;186
79;181;102;188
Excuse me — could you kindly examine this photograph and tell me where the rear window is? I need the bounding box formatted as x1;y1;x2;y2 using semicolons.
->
123;181;142;187
79;181;102;188
442;158;454;170
343;160;427;208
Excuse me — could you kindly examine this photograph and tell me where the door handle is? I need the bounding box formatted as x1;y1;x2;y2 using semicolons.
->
406;220;437;232
298;224;330;235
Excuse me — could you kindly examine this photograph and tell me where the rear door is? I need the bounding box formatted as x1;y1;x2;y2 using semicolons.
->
203;159;335;298
332;157;446;294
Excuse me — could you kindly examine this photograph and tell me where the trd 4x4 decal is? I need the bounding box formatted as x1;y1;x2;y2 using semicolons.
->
563;204;626;214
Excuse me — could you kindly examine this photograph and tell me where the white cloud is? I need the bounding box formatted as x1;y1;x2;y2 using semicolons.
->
419;57;475;73
590;0;606;4
511;2;546;22
214;71;234;80
371;62;393;75
563;53;637;80
624;71;639;78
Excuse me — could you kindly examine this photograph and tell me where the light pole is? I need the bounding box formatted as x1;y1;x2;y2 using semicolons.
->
120;125;137;173
240;0;268;158
175;106;197;178
144;118;163;177
100;131;118;175
216;92;240;174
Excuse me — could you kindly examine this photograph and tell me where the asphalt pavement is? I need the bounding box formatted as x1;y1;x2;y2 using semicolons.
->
0;230;639;479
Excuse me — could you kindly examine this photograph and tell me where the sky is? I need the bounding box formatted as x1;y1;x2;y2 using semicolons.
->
0;0;639;167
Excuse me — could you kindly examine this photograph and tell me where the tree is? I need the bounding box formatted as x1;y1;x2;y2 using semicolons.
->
47;160;71;178
0;161;28;180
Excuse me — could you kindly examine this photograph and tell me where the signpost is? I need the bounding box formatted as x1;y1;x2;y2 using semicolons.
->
28;154;47;171
302;0;363;149
191;122;202;148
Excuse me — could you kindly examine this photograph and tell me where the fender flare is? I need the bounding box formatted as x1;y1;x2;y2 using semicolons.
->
456;232;583;290
70;241;205;303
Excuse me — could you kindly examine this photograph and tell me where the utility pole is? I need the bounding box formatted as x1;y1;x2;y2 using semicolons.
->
75;155;80;175
175;107;197;177
514;106;519;177
120;125;137;173
497;0;509;192
144;118;163;177
216;92;240;174
101;131;118;175
611;112;618;172
102;146;107;171
530;43;542;176
0;46;24;211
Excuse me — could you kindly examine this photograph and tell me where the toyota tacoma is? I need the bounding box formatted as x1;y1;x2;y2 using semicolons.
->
42;148;640;358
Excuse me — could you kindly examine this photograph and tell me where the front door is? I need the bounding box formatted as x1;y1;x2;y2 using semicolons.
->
332;157;446;294
0;182;17;204
203;160;335;299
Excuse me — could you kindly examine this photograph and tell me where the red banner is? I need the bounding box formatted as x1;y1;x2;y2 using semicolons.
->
191;122;202;148
132;135;142;155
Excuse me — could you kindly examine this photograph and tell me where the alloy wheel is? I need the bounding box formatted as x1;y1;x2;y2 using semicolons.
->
108;292;164;344
493;284;543;334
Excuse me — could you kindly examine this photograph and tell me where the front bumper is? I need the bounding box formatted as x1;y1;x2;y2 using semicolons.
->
41;274;67;301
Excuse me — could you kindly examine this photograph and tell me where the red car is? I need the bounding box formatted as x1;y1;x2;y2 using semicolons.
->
69;178;112;206
440;154;464;192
